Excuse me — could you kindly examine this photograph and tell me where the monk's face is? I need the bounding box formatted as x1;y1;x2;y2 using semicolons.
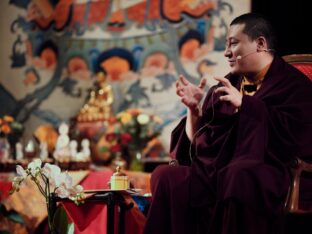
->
224;24;259;75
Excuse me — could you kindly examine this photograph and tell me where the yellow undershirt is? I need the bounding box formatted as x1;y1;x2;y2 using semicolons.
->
240;63;271;96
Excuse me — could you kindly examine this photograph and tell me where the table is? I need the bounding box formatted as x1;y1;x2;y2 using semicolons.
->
1;168;151;234
51;190;135;234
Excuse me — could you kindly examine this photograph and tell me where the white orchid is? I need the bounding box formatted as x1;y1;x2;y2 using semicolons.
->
55;186;71;198
11;159;85;231
12;159;84;200
12;165;28;191
74;184;83;193
56;172;73;189
42;163;61;178
16;165;27;178
12;176;25;191
27;158;42;176
42;163;62;187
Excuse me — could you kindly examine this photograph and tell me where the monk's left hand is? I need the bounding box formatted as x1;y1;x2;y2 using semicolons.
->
214;77;242;108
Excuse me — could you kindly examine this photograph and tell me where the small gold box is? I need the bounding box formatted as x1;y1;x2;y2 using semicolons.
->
110;166;129;190
110;175;129;190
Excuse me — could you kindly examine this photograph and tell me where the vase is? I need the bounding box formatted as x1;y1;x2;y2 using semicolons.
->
0;137;10;161
48;193;57;234
128;149;144;171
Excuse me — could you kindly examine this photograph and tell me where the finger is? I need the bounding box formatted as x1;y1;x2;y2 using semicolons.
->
181;97;197;108
219;95;230;102
176;85;184;92
176;81;184;91
214;77;231;87
198;78;207;89
181;97;188;106
214;86;229;94
176;89;184;97
179;75;189;85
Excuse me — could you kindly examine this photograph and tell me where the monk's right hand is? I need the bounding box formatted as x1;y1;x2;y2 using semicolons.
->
176;75;206;114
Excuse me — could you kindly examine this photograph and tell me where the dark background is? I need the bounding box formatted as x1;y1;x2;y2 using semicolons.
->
252;0;312;56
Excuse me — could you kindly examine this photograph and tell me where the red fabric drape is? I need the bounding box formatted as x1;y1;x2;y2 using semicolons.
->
62;170;146;234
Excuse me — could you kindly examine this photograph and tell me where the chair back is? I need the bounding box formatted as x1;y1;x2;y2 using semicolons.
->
283;54;312;80
282;54;312;213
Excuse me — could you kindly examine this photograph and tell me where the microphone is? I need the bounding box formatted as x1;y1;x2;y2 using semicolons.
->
236;49;273;61
236;51;257;61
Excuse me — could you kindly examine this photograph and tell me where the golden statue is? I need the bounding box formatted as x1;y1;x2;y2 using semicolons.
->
77;72;114;122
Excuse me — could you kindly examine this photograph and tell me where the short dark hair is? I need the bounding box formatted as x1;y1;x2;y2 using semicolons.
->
230;13;276;50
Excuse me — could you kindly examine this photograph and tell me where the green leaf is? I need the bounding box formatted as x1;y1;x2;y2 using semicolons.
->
53;206;70;234
6;211;25;224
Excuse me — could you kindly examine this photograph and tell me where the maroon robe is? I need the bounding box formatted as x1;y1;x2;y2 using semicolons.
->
144;56;312;234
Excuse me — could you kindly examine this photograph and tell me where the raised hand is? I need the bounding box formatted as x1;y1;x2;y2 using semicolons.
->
176;75;206;114
214;77;242;108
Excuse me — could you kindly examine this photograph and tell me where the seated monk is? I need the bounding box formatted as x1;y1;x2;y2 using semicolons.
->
143;13;312;234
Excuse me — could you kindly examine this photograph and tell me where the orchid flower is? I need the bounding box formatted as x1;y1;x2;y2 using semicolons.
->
42;163;61;187
27;158;42;176
11;159;85;233
11;165;28;191
16;165;27;178
11;159;85;202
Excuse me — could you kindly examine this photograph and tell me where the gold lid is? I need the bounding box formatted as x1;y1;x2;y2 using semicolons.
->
113;166;126;176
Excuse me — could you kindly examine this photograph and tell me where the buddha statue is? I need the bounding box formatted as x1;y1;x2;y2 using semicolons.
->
77;71;114;122
53;122;71;161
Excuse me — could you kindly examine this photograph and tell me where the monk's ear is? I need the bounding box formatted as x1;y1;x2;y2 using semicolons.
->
256;36;268;52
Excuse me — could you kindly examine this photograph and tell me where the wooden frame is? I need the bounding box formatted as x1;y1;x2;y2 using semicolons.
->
283;54;312;213
282;54;312;64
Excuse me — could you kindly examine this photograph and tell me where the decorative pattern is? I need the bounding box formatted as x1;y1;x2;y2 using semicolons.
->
0;0;250;145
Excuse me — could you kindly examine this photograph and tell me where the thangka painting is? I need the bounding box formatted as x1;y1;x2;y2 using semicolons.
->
0;0;250;144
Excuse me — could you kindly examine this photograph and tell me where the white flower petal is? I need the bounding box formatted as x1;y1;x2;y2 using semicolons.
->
27;159;42;176
55;186;70;198
16;165;27;178
33;159;42;168
63;172;73;189
54;174;63;188
74;185;84;193
42;163;61;178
